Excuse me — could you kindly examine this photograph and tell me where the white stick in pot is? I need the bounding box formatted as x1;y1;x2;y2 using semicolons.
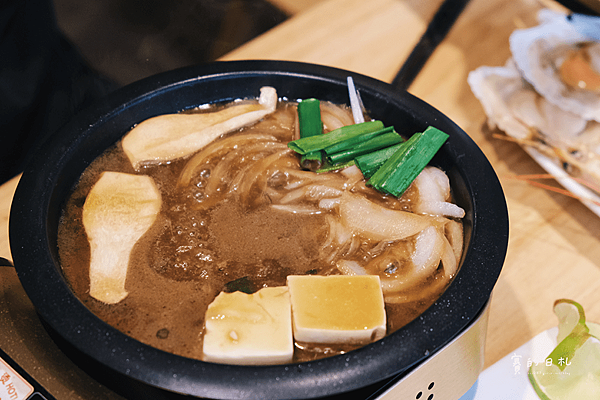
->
82;171;162;304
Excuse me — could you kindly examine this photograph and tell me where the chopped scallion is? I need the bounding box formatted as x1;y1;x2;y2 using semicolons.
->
316;160;356;173
298;98;322;138
323;126;394;155
354;142;405;179
297;98;324;170
367;126;449;197
327;128;404;165
288;120;384;155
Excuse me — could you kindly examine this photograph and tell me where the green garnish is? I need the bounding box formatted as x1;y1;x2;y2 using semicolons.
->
367;126;449;197
298;98;322;138
288;120;384;155
323;126;394;156
354;142;405;179
315;160;356;173
288;100;449;199
547;328;591;372
297;98;324;170
327;127;404;165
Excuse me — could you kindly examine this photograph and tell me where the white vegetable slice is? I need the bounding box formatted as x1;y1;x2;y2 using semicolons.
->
412;167;465;218
122;86;278;169
336;259;368;276
379;225;444;295
82;171;162;304
338;192;431;241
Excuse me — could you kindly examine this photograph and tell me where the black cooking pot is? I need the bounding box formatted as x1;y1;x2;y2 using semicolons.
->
9;60;508;399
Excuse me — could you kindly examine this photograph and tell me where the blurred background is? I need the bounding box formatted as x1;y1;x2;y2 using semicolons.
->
0;0;302;183
53;0;291;86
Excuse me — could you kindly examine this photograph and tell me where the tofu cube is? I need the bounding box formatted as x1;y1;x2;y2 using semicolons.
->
287;275;386;344
202;286;293;365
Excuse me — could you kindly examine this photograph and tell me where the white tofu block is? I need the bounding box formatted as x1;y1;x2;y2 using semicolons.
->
202;287;293;365
287;275;386;344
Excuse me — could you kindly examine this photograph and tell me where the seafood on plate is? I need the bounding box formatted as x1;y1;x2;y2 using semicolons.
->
468;9;600;201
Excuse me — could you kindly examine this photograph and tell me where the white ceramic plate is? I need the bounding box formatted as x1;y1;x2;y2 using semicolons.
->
468;327;558;400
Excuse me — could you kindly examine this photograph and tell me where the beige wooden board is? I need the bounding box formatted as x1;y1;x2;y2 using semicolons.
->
221;0;445;83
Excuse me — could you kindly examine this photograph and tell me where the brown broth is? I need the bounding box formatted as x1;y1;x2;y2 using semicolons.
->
57;103;451;363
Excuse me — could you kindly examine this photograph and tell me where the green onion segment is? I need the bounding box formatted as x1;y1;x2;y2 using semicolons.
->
297;98;324;170
288;120;384;155
367;126;449;197
288;118;449;197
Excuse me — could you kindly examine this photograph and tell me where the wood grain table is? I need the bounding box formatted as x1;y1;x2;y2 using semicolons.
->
1;0;599;396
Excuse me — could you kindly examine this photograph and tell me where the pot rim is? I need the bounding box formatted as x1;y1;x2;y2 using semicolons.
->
9;60;508;399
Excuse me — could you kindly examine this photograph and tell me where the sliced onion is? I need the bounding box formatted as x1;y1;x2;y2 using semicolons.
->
204;142;283;195
177;133;277;187
283;169;349;189
284;180;306;190
320;215;337;250
440;235;458;278
333;219;354;246
344;235;361;257
340;165;364;189
320;217;353;264
414;166;450;200
444;219;464;263
416;201;466;218
228;146;291;193
383;276;449;304
318;198;341;210
411;226;443;270
412;167;465;218
278;185;344;204
338;192;432;241
336;259;367;276
367;240;394;258
319;101;354;131
236;149;293;206
244;156;299;206
379;226;444;295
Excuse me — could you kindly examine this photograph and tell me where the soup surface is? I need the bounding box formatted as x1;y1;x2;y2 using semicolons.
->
57;98;463;362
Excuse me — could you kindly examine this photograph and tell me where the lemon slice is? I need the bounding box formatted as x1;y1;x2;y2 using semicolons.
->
529;299;600;399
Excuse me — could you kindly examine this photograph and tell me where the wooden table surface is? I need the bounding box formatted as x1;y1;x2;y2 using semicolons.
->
2;0;600;385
